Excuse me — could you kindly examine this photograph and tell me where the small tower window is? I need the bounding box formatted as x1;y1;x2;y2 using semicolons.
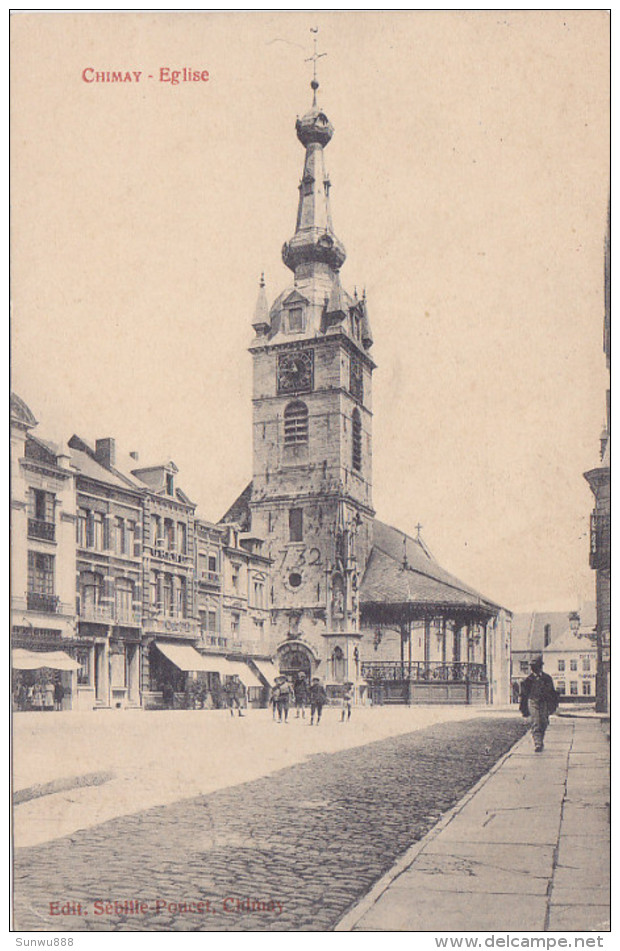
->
166;473;174;496
288;307;304;332
289;508;303;542
284;401;308;446
352;409;362;472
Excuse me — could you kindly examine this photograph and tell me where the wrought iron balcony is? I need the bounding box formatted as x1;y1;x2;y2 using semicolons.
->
27;592;59;613
361;660;487;683
28;518;55;541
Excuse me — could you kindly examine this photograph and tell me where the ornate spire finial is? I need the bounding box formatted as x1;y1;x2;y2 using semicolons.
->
260;271;265;288
305;26;326;106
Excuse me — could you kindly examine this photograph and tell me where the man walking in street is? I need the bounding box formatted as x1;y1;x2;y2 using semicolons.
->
519;656;559;752
340;682;353;722
309;677;327;726
275;675;292;723
225;675;245;717
294;671;308;718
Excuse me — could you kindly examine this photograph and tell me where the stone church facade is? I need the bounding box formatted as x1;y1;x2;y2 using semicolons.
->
222;80;512;705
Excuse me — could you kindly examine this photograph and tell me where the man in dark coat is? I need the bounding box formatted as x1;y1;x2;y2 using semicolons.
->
225;675;245;717
519;656;559;752
309;677;327;726
294;672;308;719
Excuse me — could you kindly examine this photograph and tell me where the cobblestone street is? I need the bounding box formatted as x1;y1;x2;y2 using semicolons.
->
14;715;526;932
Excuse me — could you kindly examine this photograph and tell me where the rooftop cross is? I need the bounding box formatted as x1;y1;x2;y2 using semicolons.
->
305;26;326;105
415;523;423;540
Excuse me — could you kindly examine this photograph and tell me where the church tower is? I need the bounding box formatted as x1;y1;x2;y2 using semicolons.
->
249;71;376;686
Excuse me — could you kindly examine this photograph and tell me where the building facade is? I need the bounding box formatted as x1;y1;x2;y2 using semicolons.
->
11;406;275;711
543;624;597;703
11;395;81;709
222;79;511;704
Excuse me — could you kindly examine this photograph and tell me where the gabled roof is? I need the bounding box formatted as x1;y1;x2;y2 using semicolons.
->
544;628;597;653
219;481;253;531
361;520;503;614
69;444;141;491
512;604;597;653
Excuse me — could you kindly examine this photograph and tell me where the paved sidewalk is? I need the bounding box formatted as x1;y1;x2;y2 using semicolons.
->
336;715;610;932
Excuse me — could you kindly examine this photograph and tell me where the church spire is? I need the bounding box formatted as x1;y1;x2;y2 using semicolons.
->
281;36;346;277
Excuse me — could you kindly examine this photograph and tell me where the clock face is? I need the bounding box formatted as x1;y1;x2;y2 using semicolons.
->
277;350;314;395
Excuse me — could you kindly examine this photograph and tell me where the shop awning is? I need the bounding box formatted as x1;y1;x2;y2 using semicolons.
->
12;649;82;671
252;659;280;686
228;660;262;688
155;642;220;672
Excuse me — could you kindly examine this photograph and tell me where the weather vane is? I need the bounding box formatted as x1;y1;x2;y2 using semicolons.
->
305;26;326;104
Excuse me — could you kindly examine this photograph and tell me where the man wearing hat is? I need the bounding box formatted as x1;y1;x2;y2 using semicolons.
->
309;677;327;726
294;671;308;719
275;675;292;723
519;656;559;752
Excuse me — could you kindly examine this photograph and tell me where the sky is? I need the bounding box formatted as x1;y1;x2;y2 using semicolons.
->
10;10;610;614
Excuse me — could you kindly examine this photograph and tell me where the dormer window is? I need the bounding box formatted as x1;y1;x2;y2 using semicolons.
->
166;473;174;496
288;307;303;332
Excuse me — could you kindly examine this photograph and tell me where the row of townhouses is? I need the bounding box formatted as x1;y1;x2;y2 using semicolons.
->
11;393;273;711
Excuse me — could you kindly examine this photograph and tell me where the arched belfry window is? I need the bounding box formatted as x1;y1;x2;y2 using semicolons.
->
352;409;362;472
284;401;308;447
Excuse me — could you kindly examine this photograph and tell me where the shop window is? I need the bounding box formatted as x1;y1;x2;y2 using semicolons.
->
289;508;303;542
582;681;592;696
284;401;308;447
556;680;565;695
570;681;578;696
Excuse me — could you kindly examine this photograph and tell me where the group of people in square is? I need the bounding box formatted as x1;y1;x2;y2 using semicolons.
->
270;672;353;725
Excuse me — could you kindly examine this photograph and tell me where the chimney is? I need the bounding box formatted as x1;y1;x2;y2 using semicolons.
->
129;451;139;461
568;611;580;635
95;437;116;468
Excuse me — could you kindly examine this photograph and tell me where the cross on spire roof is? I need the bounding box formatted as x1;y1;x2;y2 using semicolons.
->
305;26;326;104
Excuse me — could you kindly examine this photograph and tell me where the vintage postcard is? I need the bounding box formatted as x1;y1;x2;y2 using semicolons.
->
10;10;610;938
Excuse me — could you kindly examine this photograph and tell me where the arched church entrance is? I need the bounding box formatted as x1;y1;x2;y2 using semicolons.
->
276;642;314;681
